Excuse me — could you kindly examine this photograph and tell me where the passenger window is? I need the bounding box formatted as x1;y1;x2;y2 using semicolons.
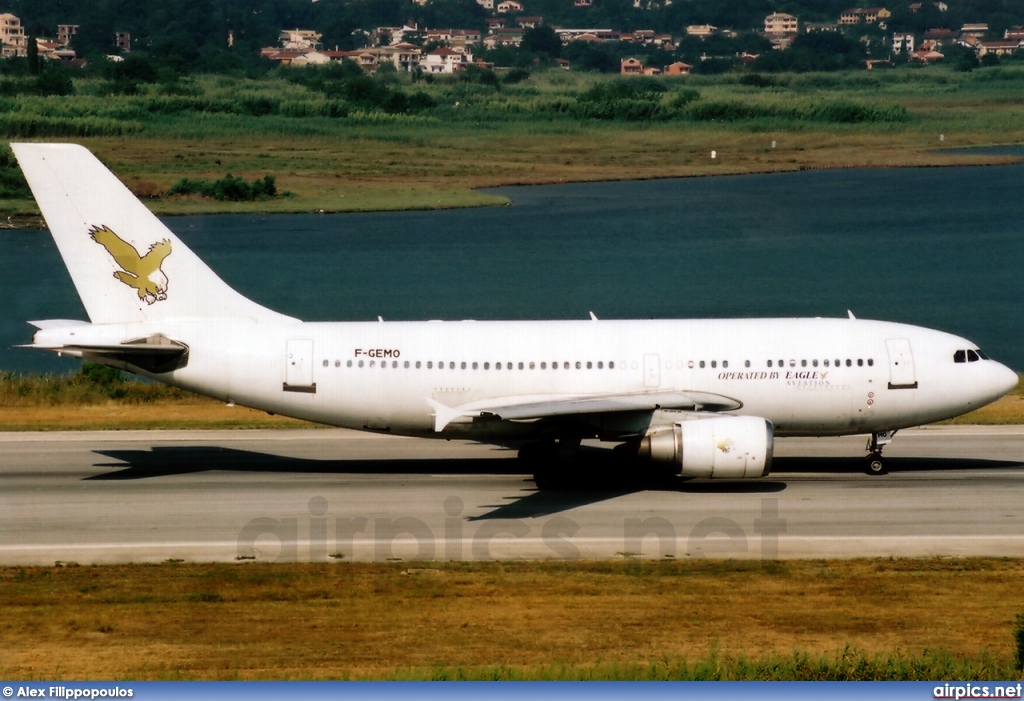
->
699;361;705;368
587;361;593;369
609;361;615;369
767;360;773;368
416;361;421;369
530;362;536;370
576;361;582;369
519;362;525;370
711;361;717;369
812;360;818;367
358;360;364;368
404;361;410;369
867;358;874;366
322;360;328;367
723;360;729;369
541;362;547;369
564;362;570;370
846;359;852;367
744;360;750;368
449;362;455;369
484;362;490;370
347;360;353;368
857;359;864;367
801;360;807;367
688;360;695;368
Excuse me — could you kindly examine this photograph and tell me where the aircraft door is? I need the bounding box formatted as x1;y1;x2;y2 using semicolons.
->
885;338;917;390
284;338;317;393
644;353;661;388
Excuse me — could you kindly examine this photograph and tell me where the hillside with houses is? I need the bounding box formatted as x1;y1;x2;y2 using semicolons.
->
1;0;1023;75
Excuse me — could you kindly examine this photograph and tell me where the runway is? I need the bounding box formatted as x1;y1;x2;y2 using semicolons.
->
1;426;1022;564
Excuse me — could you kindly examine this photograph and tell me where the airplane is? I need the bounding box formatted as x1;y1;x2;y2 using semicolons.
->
11;143;1019;486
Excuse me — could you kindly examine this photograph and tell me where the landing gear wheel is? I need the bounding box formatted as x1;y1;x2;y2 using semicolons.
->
864;431;895;476
865;453;887;475
520;440;572;490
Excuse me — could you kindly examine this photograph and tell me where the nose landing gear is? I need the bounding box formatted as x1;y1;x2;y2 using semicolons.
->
865;430;896;475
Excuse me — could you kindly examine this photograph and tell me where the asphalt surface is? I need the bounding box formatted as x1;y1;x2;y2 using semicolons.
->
1;426;1022;564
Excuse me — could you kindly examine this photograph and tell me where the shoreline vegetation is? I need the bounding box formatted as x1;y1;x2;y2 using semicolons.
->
0;66;1023;219
2;559;1024;680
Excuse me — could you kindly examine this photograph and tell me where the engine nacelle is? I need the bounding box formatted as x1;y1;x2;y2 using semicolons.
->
638;416;773;478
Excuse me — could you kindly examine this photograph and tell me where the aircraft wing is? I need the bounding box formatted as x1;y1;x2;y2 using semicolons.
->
427;390;741;432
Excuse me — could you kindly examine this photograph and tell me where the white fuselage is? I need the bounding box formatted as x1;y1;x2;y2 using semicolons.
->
111;316;1015;441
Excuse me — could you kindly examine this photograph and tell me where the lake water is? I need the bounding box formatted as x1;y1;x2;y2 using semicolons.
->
1;163;1021;374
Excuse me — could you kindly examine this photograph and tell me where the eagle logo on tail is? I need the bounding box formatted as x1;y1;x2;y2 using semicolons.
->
89;225;172;305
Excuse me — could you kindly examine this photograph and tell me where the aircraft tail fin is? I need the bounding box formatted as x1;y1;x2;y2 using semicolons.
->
12;143;290;325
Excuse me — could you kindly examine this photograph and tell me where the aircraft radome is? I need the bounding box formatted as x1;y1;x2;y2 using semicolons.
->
12;143;1019;487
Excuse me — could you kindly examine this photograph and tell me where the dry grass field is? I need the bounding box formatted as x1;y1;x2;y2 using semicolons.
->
1;559;1022;680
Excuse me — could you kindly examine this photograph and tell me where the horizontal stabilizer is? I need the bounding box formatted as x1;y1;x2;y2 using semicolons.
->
29;325;189;374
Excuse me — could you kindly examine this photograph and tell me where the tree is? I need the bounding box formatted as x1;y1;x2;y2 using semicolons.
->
520;26;562;59
26;35;38;76
980;51;1001;67
35;63;74;96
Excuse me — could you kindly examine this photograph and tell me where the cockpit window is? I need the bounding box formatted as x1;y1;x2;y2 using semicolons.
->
955;349;986;363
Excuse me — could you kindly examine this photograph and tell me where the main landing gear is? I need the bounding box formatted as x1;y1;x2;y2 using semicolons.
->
865;430;896;475
519;438;581;490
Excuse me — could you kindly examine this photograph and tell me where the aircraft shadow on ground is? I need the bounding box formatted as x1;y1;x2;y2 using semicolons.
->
86;446;526;480
772;456;1022;473
84;447;1019;520
85;445;790;520
470;480;787;520
87;446;1020;482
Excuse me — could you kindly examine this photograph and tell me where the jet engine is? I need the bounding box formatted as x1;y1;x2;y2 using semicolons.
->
637;416;773;478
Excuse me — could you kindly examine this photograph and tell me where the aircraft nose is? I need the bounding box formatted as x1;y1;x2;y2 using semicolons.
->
993;362;1019;397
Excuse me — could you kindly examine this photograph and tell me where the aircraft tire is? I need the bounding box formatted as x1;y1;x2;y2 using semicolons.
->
865;453;887;475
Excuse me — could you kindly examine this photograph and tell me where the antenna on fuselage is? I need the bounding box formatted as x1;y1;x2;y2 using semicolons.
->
847;310;856;320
